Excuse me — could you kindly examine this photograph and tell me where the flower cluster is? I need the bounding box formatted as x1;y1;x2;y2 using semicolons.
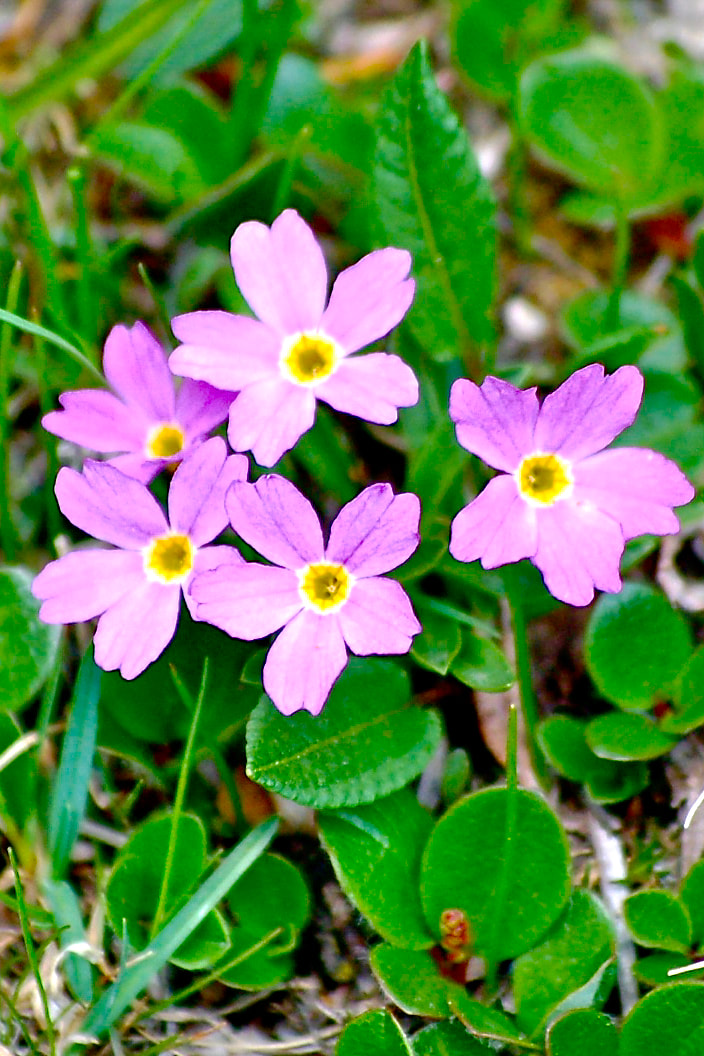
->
33;208;696;715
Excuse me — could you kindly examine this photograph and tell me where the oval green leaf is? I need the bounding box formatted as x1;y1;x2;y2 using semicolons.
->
0;567;60;713
246;659;442;808
625;890;691;953
586;712;677;762
584;583;691;710
621;983;704;1056
547;1009;618;1056
337;1010;412;1056
420;787;571;962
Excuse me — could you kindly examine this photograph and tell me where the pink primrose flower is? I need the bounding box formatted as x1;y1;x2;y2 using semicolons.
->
32;438;247;679
42;321;235;483
449;363;695;607
191;475;422;716
169;209;419;467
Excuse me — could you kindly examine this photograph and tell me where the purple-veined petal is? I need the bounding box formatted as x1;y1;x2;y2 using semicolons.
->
533;363;644;461
533;500;625;607
316;353;418;424
339;577;421;655
262;608;348;716
105;453;163;483
170;312;281;389
227;377;317;467
449;474;538;568
167;438;248;544
55;462;168;548
326;484;421;576
182;544;245;620
226;476;324;568
230;210;328;334
573;447;694;540
103;322;176;421
192;563;302;638
32;549;144;623
449;377;540;472
93;579;181;680
175;376;237;437
321;248;415;354
42;390;147;452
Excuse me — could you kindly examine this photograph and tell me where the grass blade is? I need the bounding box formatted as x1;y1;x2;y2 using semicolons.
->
0;308;103;383
80;815;278;1039
48;649;101;879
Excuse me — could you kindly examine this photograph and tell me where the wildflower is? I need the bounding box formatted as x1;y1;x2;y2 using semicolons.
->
32;439;247;679
191;475;422;715
43;322;234;482
449;364;695;606
169;209;418;467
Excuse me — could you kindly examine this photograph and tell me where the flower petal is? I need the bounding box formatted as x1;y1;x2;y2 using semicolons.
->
326;484;421;576
105;453;162;483
32;549;144;623
167;438;249;544
175;377;237;437
182;544;245;621
316;353;419;423
226;476;324;568
55;462;168;548
533;363;644;461
449;475;538;569
192;563;301;638
93;579;181;680
262;609;348;716
339;577;421;655
42;390;147;452
230;210;328;334
573;447;694;540
321;248;415;354
533;500;625;607
103;322;176;421
227;378;317;467
449;377;540;472
170;312;281;389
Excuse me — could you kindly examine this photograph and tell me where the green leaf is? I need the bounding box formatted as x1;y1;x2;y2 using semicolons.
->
586;712;678;762
664;645;704;735
618;370;704;476
319;789;434;949
547;1009;618;1056
681;861;704;947
0;567;60;712
413;1021;492;1056
0;713;36;831
519;49;664;200
90;121;205;205
449;990;534;1049
538;715;651;803
337;1010;413;1056
142;82;230;186
420;787;571;962
412;605;463;676
670;276;704;384
43;878;93;1005
620;983;704;1056
584;583;691;710
370;944;456;1017
450;630;515;692
82;817;277;1037
48;650;100;879
513;890;615;1035
246;659;442;808
452;0;566;103
372;41;496;366
625;891;691;953
98;0;243;81
634;952;700;987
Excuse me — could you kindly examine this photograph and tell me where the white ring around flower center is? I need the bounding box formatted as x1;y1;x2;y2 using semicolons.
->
143;532;195;584
515;451;574;507
279;329;342;387
297;560;354;614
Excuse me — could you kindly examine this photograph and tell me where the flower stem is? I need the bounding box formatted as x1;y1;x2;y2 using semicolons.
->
502;566;550;790
607;199;630;328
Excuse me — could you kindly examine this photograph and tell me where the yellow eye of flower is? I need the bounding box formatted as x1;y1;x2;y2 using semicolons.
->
144;534;194;583
298;562;351;612
146;423;185;460
517;453;573;505
281;333;337;384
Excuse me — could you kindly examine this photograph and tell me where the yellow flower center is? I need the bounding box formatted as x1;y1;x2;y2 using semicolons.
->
146;423;185;460
281;332;337;385
143;533;195;583
517;453;573;505
298;562;351;613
